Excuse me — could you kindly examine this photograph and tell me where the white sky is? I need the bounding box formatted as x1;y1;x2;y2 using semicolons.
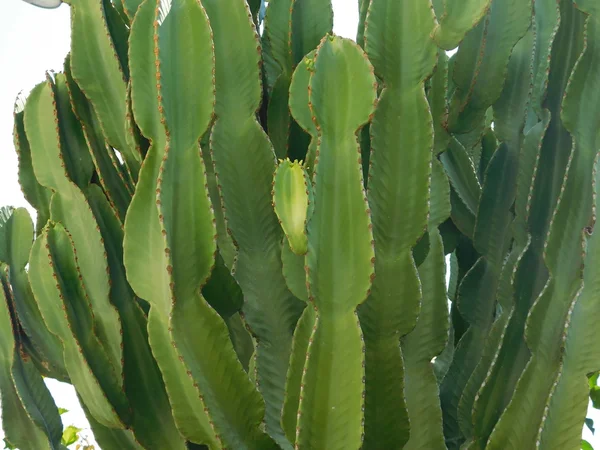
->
0;0;597;449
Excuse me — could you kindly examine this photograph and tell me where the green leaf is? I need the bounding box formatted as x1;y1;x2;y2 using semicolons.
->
61;426;82;446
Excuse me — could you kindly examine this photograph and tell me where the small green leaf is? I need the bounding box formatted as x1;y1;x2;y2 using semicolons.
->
62;425;82;446
58;408;69;416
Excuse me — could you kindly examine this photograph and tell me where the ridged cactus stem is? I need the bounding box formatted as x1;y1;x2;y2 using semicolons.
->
359;2;437;448
286;35;376;450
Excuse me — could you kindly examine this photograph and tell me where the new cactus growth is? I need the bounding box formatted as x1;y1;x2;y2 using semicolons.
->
2;0;600;449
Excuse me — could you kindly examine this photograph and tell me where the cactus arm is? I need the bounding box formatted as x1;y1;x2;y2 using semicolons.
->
432;0;492;50
447;1;532;134
287;36;375;450
484;3;591;448
0;267;64;450
401;158;451;450
14;102;51;234
158;2;274;447
440;139;482;216
0;208;67;381
203;0;305;446
51;73;94;191
201;144;236;269
28;225;125;428
24;80;125;387
78;395;143;450
124;0;168;309
263;0;332;159
64;55;132;222
124;2;219;444
536;9;600;447
86;185;186;450
68;0;141;177
288;52;318;172
358;1;437;447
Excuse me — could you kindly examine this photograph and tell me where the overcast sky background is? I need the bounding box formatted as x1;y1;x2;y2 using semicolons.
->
0;0;598;448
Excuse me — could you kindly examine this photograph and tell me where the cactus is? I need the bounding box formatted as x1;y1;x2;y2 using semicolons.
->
2;0;600;449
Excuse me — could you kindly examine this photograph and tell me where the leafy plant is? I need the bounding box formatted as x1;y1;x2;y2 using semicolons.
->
1;0;600;449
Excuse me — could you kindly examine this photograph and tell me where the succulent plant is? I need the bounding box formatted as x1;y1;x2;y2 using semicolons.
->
2;0;600;449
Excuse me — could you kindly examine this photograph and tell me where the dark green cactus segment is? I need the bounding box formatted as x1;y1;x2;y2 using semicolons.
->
360;0;437;447
402;157;450;450
263;0;333;159
64;54;132;222
50;73;94;190
483;2;590;448
432;0;492;50
204;0;304;446
470;1;583;446
78;396;143;450
281;305;314;443
441;135;520;445
536;9;600;447
440;139;481;216
0;265;64;450
102;0;130;79
447;0;532;134
0;208;67;381
68;0;141;178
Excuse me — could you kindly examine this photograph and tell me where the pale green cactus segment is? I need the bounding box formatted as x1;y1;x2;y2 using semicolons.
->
64;55;132;223
123;0;170;315
23;81;74;194
305;35;376;315
204;1;304;446
28;225;124;429
432;0;492;50
359;1;437;446
401;159;450;450
122;0;145;22
24;78;125;382
289;51;318;172
287;35;375;450
447;0;532;134
86;186;186;450
68;0;141;177
156;2;274;446
0;266;64;450
273;159;311;255
0;208;67;381
127;1;274;447
485;3;590;448
13;101;51;234
296;313;365;450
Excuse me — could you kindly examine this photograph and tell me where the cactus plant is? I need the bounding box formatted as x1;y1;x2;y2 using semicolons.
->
2;0;600;449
